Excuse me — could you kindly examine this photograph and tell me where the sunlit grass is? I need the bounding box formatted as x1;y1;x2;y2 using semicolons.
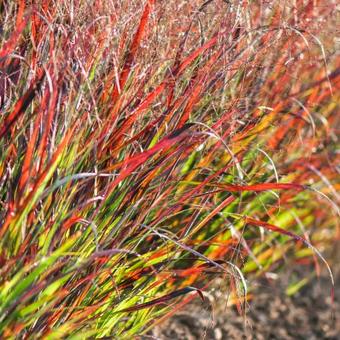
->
0;0;338;337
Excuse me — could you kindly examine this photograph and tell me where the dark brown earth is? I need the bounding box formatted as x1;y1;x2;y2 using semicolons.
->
146;266;340;340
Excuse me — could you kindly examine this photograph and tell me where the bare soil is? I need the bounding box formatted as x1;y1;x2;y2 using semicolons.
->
146;266;340;339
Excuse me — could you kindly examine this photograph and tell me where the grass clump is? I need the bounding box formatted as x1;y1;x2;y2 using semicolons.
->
0;0;339;338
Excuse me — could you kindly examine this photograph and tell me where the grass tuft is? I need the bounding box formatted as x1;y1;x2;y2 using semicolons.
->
0;0;339;337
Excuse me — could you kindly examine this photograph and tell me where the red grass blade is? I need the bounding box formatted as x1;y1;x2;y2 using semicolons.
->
0;68;45;139
0;3;28;61
217;182;305;192
110;0;155;104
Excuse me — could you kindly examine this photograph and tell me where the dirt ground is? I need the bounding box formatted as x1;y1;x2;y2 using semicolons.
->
147;265;340;339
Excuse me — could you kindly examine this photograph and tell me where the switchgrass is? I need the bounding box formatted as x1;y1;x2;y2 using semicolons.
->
0;0;339;338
